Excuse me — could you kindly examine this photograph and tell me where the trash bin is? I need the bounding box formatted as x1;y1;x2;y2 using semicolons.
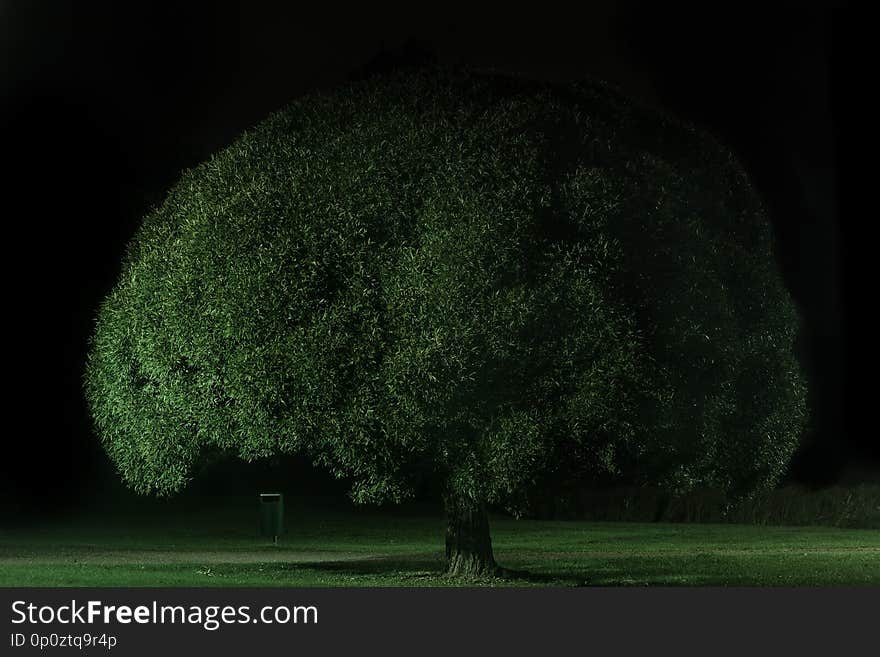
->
259;493;284;544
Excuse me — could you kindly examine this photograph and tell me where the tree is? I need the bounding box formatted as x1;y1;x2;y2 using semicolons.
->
85;69;807;577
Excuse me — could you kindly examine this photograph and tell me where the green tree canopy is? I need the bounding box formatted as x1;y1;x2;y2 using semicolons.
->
86;69;807;575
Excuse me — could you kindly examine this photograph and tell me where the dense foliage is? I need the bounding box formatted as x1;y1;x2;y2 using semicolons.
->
85;69;807;512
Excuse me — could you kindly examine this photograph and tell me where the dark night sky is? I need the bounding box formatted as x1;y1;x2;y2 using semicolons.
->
1;3;870;513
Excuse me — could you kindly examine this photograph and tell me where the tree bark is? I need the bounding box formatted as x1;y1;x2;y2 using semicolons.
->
444;493;499;577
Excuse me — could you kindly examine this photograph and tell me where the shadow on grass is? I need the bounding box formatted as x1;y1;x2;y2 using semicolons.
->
289;555;588;586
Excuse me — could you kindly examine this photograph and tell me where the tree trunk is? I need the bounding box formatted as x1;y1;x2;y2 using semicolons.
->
444;493;499;577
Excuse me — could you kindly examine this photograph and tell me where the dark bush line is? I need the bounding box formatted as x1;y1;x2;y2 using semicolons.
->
526;484;880;528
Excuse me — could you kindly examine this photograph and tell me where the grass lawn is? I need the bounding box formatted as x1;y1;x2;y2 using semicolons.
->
1;499;878;586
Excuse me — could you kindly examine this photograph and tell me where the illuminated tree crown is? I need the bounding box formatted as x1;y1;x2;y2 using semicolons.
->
86;69;807;511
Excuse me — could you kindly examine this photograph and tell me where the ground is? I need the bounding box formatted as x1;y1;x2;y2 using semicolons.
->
1;499;877;586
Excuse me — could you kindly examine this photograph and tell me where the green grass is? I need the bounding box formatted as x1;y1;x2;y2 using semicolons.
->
1;501;878;586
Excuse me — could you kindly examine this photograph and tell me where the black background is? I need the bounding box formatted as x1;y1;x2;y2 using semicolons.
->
1;2;870;516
